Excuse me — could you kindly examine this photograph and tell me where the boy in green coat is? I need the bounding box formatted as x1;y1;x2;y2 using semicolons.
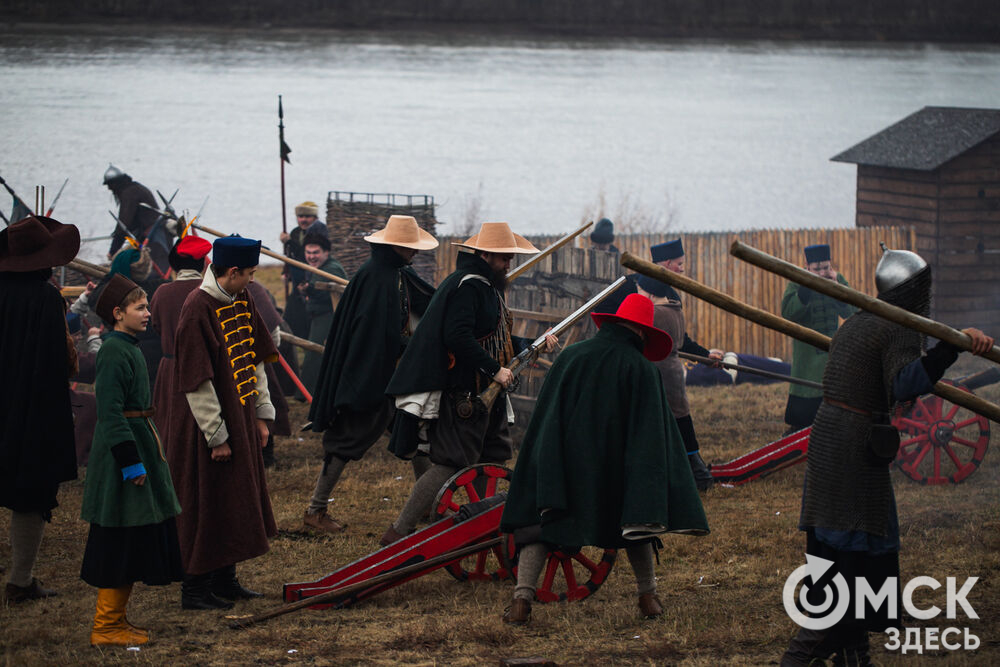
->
80;274;183;647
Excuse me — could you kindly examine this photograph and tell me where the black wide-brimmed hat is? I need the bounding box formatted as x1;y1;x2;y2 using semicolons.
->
0;215;81;272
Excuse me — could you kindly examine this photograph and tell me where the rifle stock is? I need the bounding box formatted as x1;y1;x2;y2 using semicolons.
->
478;275;627;410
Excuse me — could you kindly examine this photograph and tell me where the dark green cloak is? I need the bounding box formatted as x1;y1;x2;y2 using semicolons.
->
500;323;710;549
309;245;433;428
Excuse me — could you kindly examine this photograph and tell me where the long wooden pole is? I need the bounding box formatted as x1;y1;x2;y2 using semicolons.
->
191;222;349;286
729;239;1000;365
66;258;108;279
621;252;1000;424
506;220;594;281
228;537;503;629
283;332;324;354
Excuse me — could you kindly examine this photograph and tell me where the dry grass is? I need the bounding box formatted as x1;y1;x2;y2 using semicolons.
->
3;345;999;664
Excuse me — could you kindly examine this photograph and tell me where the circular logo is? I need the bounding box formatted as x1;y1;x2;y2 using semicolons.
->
783;556;851;630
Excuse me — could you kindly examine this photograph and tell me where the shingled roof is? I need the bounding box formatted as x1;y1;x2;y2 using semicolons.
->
831;106;1000;171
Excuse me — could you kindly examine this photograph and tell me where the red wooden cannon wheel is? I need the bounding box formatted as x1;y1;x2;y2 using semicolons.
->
432;464;514;582
892;382;990;485
530;546;617;603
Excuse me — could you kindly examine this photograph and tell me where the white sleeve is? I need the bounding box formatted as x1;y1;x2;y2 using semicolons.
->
254;362;276;421
185;380;229;447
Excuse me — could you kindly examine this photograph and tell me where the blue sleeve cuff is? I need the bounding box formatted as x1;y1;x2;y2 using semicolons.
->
893;358;934;402
121;463;146;481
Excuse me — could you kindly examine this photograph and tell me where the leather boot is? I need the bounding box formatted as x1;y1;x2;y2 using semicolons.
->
3;577;58;603
379;524;407;547
502;597;531;625
638;593;664;618
182;573;234;610
303;508;345;534
688;452;714;491
90;586;149;646
211;564;263;601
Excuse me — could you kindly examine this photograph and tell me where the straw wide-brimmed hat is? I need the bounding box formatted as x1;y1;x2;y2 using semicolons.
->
591;293;674;361
0;215;81;272
452;222;538;254
364;215;439;250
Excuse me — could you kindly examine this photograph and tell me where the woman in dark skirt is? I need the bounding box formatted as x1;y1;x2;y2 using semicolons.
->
80;275;183;647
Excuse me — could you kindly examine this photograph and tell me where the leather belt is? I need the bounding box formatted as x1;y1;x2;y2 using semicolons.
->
123;408;155;418
823;397;872;417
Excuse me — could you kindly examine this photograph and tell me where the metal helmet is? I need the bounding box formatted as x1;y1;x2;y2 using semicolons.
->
103;164;125;185
875;242;928;294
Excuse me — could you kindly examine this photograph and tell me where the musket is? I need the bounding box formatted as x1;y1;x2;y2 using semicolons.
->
45;178;69;217
620;252;1000;424
479;276;628;411
506;221;594;281
678;351;823;390
191;221;349;286
729;240;1000;366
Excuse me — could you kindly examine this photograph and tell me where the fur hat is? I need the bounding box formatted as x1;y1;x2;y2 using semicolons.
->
590;218;615;244
651;239;684;263
295;201;320;217
213;236;261;269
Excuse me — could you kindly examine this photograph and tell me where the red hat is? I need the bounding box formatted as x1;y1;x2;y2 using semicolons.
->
175;235;212;259
591;293;673;361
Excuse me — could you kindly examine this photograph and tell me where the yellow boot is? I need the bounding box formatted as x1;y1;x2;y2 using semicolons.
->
90;586;150;647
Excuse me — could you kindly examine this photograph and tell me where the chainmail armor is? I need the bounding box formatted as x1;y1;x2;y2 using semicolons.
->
801;266;931;537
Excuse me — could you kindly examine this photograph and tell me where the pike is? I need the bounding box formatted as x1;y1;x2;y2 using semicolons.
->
44;178;69;217
479;276;628;410
109;210;141;249
729;239;1000;366
678;351;823;390
620;251;1000;424
506;220;594;281
190;221;349;286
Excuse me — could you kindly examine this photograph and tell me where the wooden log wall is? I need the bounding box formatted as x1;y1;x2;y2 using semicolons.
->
437;226;917;361
855;133;1000;333
325;192;438;283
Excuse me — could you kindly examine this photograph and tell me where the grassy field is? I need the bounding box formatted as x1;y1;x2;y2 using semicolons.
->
2;268;998;665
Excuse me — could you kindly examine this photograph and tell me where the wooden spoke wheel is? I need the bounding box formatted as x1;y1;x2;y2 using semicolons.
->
892;382;990;485
526;546;617;604
433;464;513;582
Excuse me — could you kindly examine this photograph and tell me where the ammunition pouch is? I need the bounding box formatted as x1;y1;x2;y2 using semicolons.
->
868;421;900;463
451;391;485;420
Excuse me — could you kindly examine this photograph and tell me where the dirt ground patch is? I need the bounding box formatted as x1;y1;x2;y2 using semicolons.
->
3;306;998;664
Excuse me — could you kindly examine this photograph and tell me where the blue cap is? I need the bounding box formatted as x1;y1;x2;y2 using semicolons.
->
804;244;830;264
651;239;684;262
213;236;262;269
636;273;673;298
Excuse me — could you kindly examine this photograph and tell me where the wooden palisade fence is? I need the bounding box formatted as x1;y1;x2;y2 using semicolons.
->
435;226;917;363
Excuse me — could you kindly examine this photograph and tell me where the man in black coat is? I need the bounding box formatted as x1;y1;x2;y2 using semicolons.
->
303;216;437;533
380;222;556;545
0;215;80;603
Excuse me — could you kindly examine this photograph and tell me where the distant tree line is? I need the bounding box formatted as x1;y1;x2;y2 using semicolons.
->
7;0;998;43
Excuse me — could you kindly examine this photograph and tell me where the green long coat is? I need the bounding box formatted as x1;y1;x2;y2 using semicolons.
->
780;274;855;399
500;323;709;549
81;331;181;527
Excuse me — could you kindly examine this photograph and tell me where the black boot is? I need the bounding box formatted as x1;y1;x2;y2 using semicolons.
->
211;564;263;601
688;452;714;491
182;573;234;610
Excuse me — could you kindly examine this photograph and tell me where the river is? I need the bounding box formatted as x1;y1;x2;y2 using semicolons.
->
2;24;998;261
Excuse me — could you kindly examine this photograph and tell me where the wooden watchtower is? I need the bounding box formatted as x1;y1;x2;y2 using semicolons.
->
832;106;1000;333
